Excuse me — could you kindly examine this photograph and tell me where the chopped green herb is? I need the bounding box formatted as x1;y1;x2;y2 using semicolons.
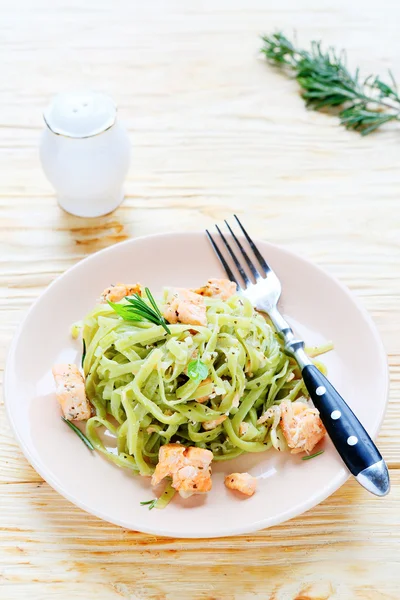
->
61;417;94;451
187;358;208;384
301;450;324;461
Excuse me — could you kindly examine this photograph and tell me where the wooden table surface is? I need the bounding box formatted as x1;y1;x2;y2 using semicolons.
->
1;1;400;598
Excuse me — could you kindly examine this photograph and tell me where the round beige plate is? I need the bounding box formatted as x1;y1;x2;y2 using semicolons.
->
5;233;389;538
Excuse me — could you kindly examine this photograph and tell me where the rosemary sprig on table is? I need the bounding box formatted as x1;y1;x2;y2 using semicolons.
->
108;287;171;334
261;32;400;135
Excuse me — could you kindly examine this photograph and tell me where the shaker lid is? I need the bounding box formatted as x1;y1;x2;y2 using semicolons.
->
43;91;117;138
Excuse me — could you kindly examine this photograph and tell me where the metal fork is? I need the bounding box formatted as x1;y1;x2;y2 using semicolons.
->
206;215;390;497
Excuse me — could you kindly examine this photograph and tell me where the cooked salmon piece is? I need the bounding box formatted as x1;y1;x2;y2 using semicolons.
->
196;377;213;404
225;472;257;497
151;443;186;486
202;415;227;431
52;364;91;421
151;443;213;498
280;400;326;454
256;407;276;425
173;465;212;498
194;278;237;301
163;288;207;327
101;283;142;303
239;422;249;436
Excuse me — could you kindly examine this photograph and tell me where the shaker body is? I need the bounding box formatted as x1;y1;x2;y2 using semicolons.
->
40;122;131;217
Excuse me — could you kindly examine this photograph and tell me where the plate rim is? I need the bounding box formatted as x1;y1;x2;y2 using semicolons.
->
4;232;390;538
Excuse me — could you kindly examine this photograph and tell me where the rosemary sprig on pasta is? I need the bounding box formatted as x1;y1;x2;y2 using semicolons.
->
108;287;171;334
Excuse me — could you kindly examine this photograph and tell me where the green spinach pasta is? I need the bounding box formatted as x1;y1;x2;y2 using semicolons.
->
83;290;307;471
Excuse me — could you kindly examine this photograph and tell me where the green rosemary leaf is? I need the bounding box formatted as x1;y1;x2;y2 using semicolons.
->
301;450;324;461
187;358;208;384
145;288;171;334
81;338;86;369
159;321;171;335
360;117;397;136
125;296;155;315
107;301;143;321
145;288;163;319
123;303;160;322
127;302;167;328
61;417;94;451
140;499;157;510
388;69;398;94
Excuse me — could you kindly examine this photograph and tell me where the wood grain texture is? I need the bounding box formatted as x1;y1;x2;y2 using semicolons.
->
1;0;400;598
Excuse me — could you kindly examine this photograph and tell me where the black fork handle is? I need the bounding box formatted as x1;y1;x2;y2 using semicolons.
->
273;318;390;497
302;364;388;493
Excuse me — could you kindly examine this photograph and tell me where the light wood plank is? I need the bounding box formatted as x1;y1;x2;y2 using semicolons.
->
0;477;399;598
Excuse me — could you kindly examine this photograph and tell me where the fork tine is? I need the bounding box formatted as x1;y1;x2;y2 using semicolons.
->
234;214;271;273
224;220;261;281
205;230;241;288
215;225;251;286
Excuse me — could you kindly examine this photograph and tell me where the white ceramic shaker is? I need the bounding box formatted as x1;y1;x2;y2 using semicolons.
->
40;91;131;217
